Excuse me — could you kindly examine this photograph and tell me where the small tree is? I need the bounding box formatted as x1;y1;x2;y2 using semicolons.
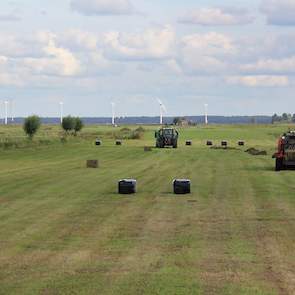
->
62;116;75;133
73;117;84;135
23;115;41;139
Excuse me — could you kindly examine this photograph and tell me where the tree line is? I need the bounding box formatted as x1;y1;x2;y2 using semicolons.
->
271;113;295;124
23;115;84;139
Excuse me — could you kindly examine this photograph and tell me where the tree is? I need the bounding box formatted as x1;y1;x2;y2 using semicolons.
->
61;116;75;133
282;113;289;121
73;117;84;135
23;115;41;139
272;113;279;124
292;114;295;123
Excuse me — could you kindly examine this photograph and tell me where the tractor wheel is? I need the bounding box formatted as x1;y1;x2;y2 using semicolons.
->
275;158;283;171
173;142;178;149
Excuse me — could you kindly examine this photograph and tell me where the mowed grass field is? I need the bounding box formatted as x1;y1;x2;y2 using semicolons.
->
0;124;294;295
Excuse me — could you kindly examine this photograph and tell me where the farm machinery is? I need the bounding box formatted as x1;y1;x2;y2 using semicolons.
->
273;131;295;171
155;127;178;148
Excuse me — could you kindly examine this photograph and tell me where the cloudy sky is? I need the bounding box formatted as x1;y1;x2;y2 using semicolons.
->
1;0;295;117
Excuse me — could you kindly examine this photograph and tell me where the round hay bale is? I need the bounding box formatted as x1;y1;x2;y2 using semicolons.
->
95;139;102;146
87;160;99;168
116;140;122;146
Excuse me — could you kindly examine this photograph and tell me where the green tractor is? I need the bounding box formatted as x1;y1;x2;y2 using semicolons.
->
155;127;179;148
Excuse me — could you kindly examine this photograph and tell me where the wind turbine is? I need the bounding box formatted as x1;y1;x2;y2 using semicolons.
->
10;100;14;122
204;103;208;125
4;101;8;125
59;101;64;124
111;102;115;126
157;99;167;125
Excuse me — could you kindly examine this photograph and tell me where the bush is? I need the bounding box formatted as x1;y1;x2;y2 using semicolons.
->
62;116;84;135
23;115;41;139
74;117;84;135
62;116;75;133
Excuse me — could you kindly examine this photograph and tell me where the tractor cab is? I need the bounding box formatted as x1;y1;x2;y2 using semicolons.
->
155;127;178;148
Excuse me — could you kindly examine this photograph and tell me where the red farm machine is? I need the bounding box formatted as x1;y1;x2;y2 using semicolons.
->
273;131;295;171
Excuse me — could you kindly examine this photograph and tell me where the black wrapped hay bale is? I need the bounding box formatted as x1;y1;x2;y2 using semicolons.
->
86;160;99;168
116;140;122;146
118;179;137;194
206;140;213;146
221;140;228;147
186;140;192;146
95;139;102;146
238;140;245;146
173;179;191;194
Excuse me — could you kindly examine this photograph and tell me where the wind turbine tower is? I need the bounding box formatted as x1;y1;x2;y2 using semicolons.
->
4;101;8;125
111;102;115;126
59;102;64;124
158;99;167;125
204;103;208;125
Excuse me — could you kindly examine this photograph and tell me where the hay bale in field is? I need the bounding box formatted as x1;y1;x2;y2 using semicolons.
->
173;179;191;194
118;179;137;194
86;160;99;168
116;140;122;146
186;140;192;146
245;148;267;156
95;139;102;146
221;140;228;147
144;146;152;152
207;140;213;146
238;140;245;146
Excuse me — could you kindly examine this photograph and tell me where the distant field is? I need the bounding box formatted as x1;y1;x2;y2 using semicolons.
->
0;124;294;295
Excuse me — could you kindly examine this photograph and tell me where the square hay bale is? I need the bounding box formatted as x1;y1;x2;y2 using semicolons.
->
95;139;102;146
207;140;213;146
186;140;192;146
238;140;245;146
118;179;137;194
144;146;152;152
116;140;122;146
86;160;99;168
221;140;228;147
173;179;191;194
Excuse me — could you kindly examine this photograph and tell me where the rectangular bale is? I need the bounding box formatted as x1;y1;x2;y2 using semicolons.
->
173;179;191;194
118;179;137;194
116;140;122;146
87;160;99;168
207;140;213;146
186;141;192;146
238;141;245;146
144;146;152;152
221;141;228;147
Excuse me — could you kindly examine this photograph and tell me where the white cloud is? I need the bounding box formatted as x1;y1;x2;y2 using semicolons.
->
260;0;295;26
242;56;295;74
70;0;134;16
57;30;98;51
103;25;175;60
226;75;289;87
178;32;235;74
179;7;254;26
23;36;81;77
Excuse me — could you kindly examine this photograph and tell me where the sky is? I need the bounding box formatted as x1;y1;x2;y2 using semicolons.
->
0;0;295;117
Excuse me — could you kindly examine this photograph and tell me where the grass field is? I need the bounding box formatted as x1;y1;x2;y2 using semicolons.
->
0;124;294;295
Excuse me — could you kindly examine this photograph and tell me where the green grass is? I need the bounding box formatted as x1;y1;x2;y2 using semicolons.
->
0;124;294;295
